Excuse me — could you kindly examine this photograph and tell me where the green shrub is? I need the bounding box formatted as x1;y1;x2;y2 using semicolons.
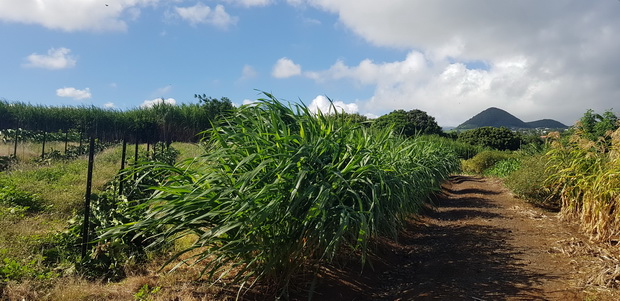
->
461;150;514;174
484;158;521;178
417;135;482;160
0;255;57;283
0;180;42;212
458;126;524;150
504;154;556;207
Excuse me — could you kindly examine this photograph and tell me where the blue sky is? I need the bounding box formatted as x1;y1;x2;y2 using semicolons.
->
1;1;620;127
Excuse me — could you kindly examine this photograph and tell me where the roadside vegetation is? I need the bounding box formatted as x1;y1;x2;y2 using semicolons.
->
0;94;464;300
1;92;619;299
459;109;620;244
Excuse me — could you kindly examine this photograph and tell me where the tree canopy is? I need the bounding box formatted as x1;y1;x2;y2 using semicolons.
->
457;126;523;151
371;109;443;137
576;109;618;141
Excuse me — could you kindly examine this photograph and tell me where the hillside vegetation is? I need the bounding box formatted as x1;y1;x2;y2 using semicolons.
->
456;107;568;130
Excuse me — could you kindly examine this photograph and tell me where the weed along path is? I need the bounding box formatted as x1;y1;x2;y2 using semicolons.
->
306;175;618;301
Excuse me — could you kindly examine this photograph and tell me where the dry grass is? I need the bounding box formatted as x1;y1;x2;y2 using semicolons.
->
2;247;246;301
0;142;79;162
547;127;620;242
552;237;620;291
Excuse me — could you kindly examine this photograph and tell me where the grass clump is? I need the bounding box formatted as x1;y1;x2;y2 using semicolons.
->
484;158;521;178
461;150;515;174
504;154;556;208
545;126;620;241
103;94;460;298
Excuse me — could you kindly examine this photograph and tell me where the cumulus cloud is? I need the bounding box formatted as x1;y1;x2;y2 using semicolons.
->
56;87;92;100
0;0;158;32
272;57;302;78
174;3;237;28
24;48;76;70
308;95;358;114
103;102;115;108
141;98;177;108
305;52;564;126
296;0;620;126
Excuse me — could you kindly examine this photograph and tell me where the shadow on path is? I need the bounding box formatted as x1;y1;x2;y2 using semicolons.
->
371;176;557;300
303;176;571;301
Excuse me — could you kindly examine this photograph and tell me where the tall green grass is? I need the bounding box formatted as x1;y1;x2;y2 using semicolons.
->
103;94;460;296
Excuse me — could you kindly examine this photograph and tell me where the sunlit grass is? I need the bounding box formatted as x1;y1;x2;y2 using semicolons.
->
0;141;81;162
103;94;461;297
546;127;620;241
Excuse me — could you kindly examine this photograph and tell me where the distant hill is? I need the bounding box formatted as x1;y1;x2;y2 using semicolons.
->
525;119;568;129
456;107;568;130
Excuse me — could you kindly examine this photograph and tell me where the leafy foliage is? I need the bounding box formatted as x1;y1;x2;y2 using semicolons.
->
371;109;443;137
573;109;618;142
0;256;57;283
47;145;182;280
0;180;43;212
461;150;515;174
457;126;523;151
504;154;556;207
483;158;521;178
195;95;236;122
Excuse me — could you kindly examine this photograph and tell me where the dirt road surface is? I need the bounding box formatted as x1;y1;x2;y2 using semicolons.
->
307;175;619;301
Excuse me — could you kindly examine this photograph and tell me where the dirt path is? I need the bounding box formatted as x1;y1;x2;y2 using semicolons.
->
308;175;618;301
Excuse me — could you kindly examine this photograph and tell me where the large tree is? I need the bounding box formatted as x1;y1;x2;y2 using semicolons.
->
194;95;236;122
576;109;618;141
371;109;443;137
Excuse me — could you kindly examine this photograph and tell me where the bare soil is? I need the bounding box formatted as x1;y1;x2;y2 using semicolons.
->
302;175;620;301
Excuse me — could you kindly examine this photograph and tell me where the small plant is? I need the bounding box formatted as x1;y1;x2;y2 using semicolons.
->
0;180;43;212
0;256;57;283
134;284;161;301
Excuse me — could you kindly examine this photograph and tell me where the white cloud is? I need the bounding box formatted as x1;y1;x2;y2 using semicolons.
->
364;113;378;119
141;98;177;108
0;0;159;32
225;0;272;7
103;102;115;108
175;3;237;28
272;57;302;78
24;48;76;70
296;0;620;126
56;87;92;100
240;65;258;80
308;95;358;114
306;52;559;126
